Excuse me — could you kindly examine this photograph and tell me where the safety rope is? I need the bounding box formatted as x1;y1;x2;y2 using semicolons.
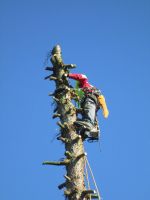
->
85;156;101;200
84;158;91;200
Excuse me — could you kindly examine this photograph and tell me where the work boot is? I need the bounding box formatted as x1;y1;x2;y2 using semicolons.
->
74;120;93;131
80;127;99;141
85;125;100;139
90;127;99;139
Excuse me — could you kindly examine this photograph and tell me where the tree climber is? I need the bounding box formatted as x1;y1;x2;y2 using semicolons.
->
67;73;109;140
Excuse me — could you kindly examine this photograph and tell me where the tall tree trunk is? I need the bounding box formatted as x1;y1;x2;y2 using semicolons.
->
43;46;88;200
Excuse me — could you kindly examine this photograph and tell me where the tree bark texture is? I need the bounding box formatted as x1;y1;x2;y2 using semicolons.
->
44;49;88;200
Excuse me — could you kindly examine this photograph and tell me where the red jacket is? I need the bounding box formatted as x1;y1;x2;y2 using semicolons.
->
68;73;93;89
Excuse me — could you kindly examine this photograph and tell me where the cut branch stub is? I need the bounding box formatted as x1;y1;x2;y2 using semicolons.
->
65;151;73;159
52;113;61;119
45;66;54;71
58;182;66;190
45;67;54;71
42;159;70;166
57;136;71;144
48;92;54;96
53;97;60;102
50;75;57;81
57;121;65;129
64;175;71;182
44;75;51;80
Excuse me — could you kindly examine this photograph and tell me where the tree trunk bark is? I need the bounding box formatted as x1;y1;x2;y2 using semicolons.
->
44;47;87;200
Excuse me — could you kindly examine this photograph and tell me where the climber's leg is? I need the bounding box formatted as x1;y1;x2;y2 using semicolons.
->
75;98;96;129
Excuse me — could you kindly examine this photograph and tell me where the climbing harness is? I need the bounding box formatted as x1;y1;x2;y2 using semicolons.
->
82;87;102;109
84;155;101;200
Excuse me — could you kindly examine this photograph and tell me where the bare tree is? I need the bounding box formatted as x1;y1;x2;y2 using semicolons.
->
43;45;98;200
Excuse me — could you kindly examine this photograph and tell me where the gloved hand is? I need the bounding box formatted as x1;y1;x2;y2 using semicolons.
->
98;95;109;118
63;73;68;77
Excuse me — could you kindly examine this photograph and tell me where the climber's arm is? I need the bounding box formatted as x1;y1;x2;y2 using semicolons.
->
98;95;109;118
68;73;88;81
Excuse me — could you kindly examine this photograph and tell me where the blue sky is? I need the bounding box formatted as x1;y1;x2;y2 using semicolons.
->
1;0;150;200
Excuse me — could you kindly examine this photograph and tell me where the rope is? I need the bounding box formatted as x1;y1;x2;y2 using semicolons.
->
84;158;91;200
85;159;91;189
98;139;102;153
85;156;101;200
